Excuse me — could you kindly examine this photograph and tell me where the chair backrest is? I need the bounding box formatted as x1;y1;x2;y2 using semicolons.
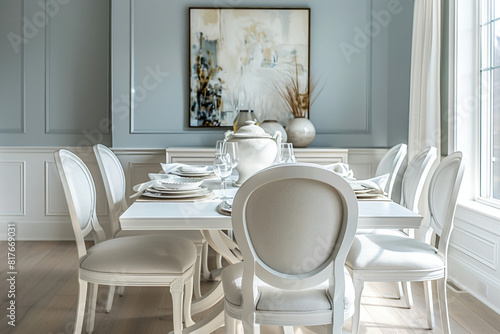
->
232;163;358;321
391;155;408;204
93;144;128;237
375;144;407;200
427;152;464;258
400;146;437;212
54;149;106;259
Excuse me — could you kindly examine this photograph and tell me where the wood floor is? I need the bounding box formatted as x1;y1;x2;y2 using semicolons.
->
1;241;500;334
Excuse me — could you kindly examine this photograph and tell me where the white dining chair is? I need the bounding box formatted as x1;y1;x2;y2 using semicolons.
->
221;163;358;333
55;149;197;334
357;146;438;308
375;143;407;201
93;144;206;307
346;152;464;334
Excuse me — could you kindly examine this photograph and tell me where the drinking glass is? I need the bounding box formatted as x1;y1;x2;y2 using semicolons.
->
213;153;233;205
279;143;297;163
225;142;239;169
224;142;239;195
215;140;226;155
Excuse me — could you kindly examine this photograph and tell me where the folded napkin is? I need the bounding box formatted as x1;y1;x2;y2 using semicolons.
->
160;163;187;174
130;180;161;199
349;173;390;195
325;163;354;179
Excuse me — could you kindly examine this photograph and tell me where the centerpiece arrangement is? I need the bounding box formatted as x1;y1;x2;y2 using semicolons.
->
273;61;322;148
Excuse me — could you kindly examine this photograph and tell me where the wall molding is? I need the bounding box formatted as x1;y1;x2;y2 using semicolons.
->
44;161;67;216
0;160;26;216
44;0;111;134
451;224;497;270
0;0;26;134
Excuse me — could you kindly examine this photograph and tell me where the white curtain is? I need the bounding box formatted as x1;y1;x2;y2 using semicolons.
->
408;0;442;161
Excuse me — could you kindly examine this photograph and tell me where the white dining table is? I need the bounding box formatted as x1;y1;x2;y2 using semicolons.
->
119;179;422;334
120;185;422;231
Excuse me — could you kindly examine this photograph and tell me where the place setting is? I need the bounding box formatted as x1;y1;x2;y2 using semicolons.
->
160;163;218;179
131;176;215;202
348;175;391;201
324;162;391;201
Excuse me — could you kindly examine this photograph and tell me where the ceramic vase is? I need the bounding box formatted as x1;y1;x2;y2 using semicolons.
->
259;120;288;143
233;110;258;132
285;117;316;148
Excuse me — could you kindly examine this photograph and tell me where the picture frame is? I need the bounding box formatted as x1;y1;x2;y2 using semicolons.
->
188;7;310;128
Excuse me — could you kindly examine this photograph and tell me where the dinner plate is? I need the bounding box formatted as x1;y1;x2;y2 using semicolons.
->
148;186;207;195
355;192;382;198
353;188;377;194
142;188;212;199
217;202;232;214
171;170;216;178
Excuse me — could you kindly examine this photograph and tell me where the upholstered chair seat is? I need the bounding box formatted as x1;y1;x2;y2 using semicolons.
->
81;235;197;275
221;262;355;318
347;234;444;275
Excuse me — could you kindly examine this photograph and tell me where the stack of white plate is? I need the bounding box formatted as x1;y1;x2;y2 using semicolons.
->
170;165;216;178
349;183;388;200
142;179;212;199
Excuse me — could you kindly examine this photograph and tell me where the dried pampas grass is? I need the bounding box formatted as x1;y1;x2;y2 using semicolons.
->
272;61;322;118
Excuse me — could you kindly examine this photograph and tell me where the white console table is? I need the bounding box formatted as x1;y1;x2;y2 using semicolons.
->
165;147;348;165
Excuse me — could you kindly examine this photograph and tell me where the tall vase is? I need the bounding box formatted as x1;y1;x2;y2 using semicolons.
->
285;117;316;148
233;110;259;132
259;120;288;143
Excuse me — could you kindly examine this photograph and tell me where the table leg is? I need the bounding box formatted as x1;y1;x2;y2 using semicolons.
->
191;281;224;315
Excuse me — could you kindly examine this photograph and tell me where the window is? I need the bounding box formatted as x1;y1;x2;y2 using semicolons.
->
480;0;500;203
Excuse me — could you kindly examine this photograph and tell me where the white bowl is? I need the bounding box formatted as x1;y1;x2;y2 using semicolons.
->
179;165;209;173
157;178;203;190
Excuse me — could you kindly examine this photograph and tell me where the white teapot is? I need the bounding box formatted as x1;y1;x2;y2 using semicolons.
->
225;121;282;186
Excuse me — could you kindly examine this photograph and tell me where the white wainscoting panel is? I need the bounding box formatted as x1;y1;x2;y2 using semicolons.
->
347;148;387;180
0;146;387;240
45;161;69;216
0;161;25;215
448;203;500;314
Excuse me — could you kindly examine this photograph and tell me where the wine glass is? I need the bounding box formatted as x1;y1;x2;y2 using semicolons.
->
215;140;226;155
224;142;239;200
225;142;239;169
213;153;233;206
279;143;297;163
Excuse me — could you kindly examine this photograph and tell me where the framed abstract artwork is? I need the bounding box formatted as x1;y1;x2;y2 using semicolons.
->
189;7;310;127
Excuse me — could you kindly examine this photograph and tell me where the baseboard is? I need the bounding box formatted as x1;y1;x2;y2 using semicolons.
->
0;220;75;241
448;252;500;315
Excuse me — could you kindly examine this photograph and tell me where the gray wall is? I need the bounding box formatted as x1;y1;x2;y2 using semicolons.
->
0;0;111;147
0;0;413;149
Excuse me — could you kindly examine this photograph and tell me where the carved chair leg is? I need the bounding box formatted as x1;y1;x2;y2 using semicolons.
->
437;278;451;334
351;272;365;334
184;277;195;327
424;280;435;329
85;283;98;334
74;279;88;334
170;279;185;334
105;285;115;313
